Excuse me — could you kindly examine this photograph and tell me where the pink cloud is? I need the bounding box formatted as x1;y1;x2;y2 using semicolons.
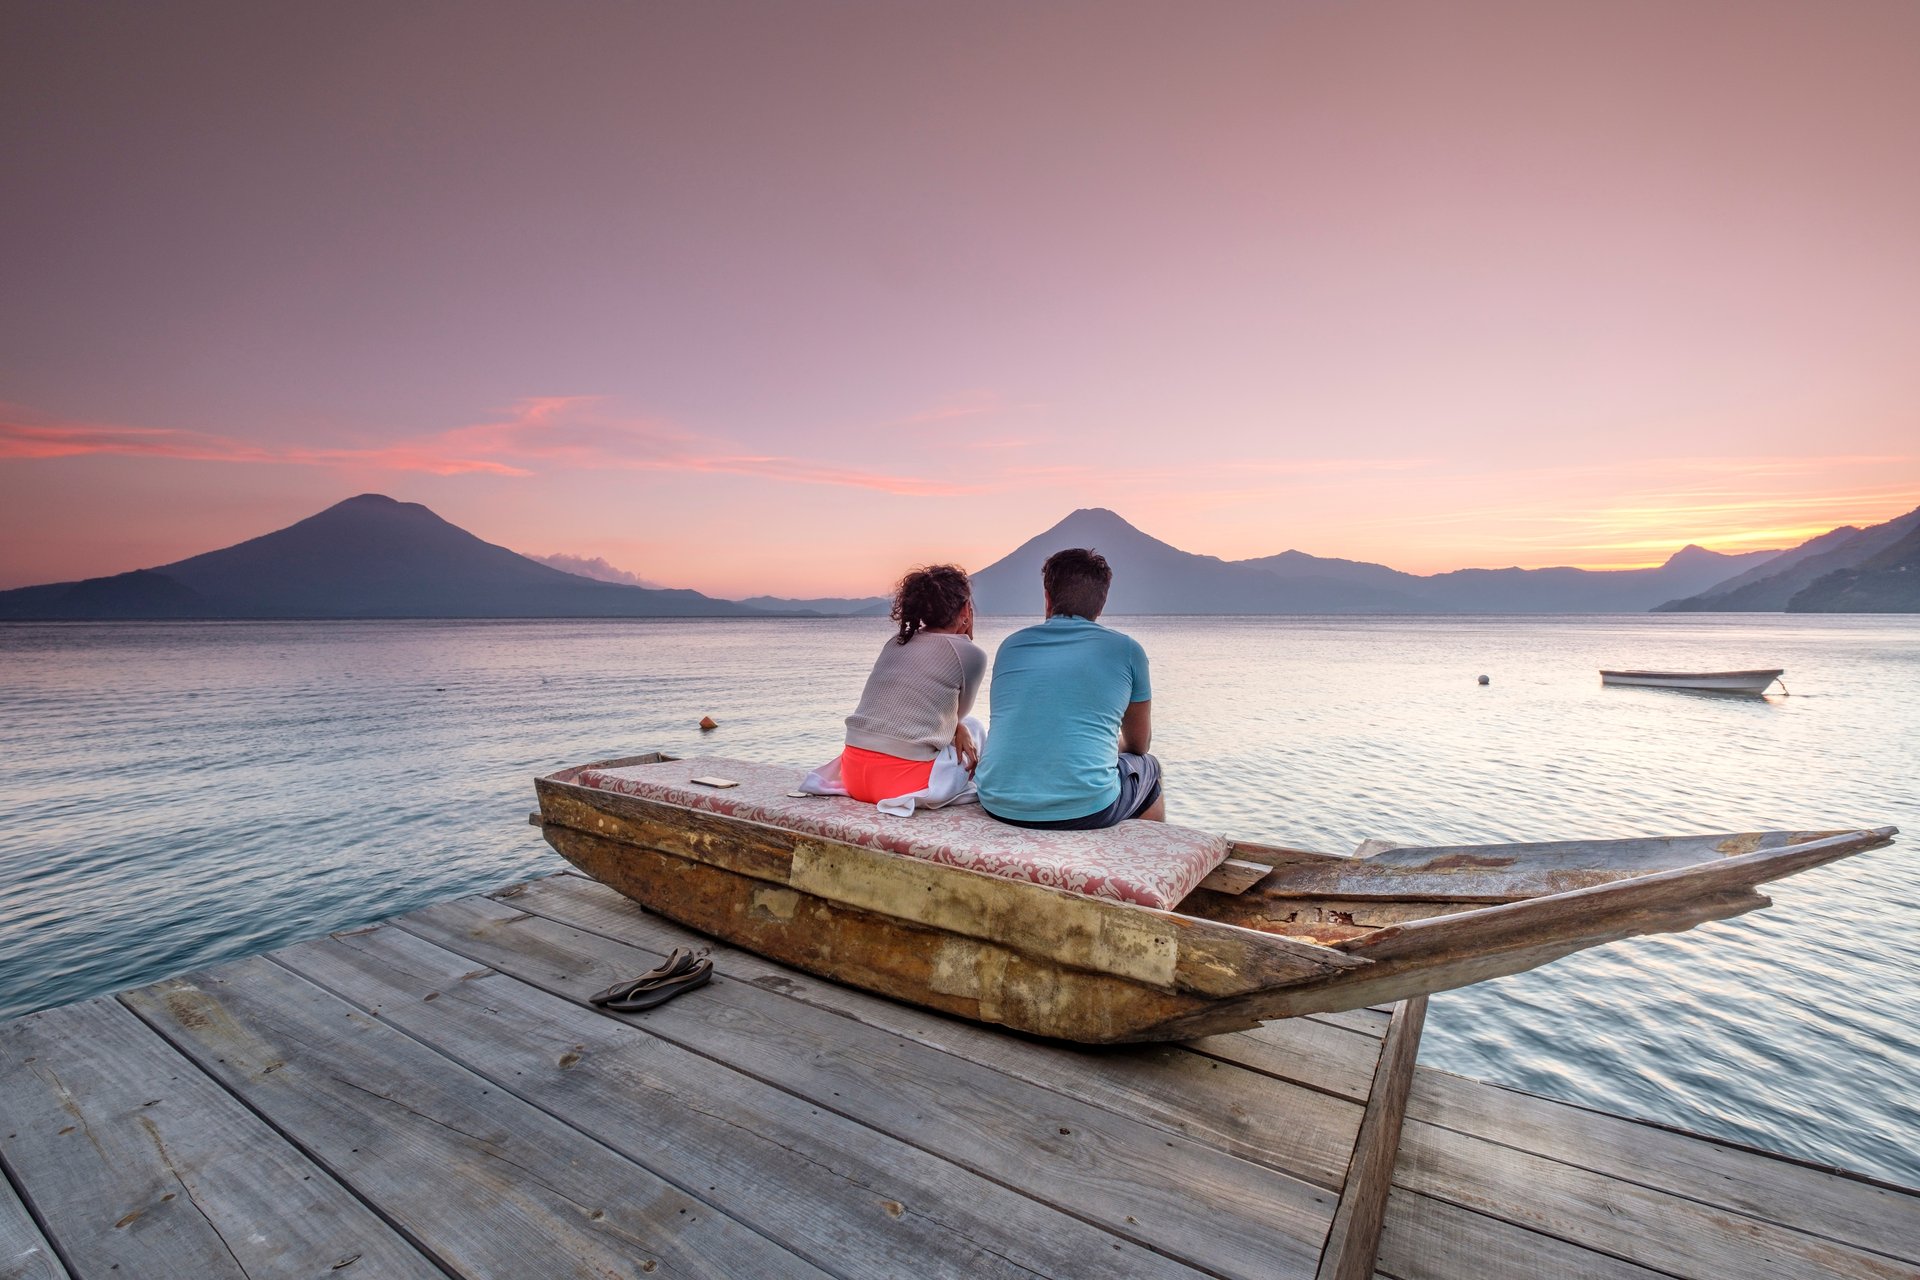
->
527;552;662;588
0;408;530;475
0;398;978;496
439;397;980;494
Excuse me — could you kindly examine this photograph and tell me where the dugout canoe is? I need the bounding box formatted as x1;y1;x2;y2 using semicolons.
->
530;752;1896;1044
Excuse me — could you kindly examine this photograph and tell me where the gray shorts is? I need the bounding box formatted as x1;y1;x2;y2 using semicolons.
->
986;753;1162;831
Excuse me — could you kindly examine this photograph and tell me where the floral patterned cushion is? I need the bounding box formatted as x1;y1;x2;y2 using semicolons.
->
574;755;1228;910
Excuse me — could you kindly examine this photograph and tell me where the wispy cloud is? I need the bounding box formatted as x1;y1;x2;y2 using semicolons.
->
0;397;980;496
450;397;980;495
993;454;1436;495
527;552;662;588
0;412;530;475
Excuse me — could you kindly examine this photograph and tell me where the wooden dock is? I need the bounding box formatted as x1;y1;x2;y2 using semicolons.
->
3;872;1915;1279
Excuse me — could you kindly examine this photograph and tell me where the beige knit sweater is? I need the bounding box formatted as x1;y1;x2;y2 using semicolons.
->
843;631;988;760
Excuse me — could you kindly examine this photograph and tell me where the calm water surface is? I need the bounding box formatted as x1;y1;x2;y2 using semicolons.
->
2;616;1915;1184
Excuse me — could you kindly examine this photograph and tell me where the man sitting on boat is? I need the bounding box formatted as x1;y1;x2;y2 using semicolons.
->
976;547;1165;829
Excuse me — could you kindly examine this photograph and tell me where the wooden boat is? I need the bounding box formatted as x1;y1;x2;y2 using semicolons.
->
1600;668;1785;693
531;752;1895;1044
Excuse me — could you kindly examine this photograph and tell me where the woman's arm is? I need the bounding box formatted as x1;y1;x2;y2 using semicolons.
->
951;720;979;774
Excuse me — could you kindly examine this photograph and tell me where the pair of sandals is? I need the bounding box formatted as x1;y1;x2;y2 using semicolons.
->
588;947;713;1012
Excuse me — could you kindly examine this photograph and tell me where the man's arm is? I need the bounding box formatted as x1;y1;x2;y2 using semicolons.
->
1119;699;1152;756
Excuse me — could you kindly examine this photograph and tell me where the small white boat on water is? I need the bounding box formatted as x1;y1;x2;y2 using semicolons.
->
1599;668;1785;694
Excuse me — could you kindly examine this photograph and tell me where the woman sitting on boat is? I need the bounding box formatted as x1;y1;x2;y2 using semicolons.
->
834;564;989;808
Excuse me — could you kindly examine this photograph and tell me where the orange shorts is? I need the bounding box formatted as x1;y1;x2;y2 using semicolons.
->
840;745;934;803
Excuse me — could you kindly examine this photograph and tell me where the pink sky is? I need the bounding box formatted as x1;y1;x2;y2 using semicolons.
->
3;1;1916;597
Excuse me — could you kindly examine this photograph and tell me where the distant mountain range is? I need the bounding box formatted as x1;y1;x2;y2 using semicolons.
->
3;493;1913;620
968;508;1782;615
738;595;892;617
1656;504;1920;612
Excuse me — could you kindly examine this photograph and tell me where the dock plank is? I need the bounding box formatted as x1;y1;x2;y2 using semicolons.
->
275;923;1211;1280
1185;1015;1387;1104
1308;1008;1391;1038
400;892;1339;1279
122;956;825;1280
500;873;1368;1189
1373;1188;1669;1280
1406;1066;1920;1266
0;1168;68;1280
0;998;436;1280
1395;1116;1915;1280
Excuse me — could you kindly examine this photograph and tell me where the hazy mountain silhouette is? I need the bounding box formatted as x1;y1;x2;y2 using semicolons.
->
0;495;762;619
1234;549;1429;595
971;509;1440;615
969;509;1775;615
1412;544;1777;613
1656;503;1920;612
738;595;891;617
1785;522;1920;612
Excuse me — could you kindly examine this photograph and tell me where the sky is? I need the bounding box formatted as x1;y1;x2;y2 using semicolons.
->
3;0;1917;597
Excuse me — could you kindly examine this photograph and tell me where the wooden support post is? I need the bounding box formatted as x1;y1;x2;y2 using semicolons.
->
1315;994;1427;1280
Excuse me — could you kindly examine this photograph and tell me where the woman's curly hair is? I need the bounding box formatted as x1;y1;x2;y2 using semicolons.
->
891;564;972;645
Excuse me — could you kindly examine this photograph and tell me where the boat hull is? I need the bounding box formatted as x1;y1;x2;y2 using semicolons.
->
1600;668;1784;693
532;759;1896;1044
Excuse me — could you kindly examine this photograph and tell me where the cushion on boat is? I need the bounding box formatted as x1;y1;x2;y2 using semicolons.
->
572;756;1229;910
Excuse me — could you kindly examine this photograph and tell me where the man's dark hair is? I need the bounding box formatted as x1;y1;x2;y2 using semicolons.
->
1042;548;1111;620
891;564;972;644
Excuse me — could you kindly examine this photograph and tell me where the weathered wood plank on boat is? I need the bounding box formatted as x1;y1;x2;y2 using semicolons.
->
0;1159;68;1280
784;834;1359;994
1213;886;1772;1023
1224;830;1849;903
397;893;1342;1277
1404;1068;1920;1267
492;873;1371;1186
538;781;800;883
1197;856;1277;894
0;997;438;1280
1349;829;1889;967
1317;996;1428;1280
546;823;1227;1041
1393;1115;1912;1280
272;924;1207;1280
120;956;825;1280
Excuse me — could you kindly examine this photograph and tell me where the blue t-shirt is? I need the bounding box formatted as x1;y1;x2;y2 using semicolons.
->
976;615;1152;822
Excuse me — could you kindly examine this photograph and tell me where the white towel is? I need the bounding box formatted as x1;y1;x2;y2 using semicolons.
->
801;716;986;816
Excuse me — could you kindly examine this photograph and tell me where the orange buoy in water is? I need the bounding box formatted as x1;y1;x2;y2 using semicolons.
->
699;715;718;731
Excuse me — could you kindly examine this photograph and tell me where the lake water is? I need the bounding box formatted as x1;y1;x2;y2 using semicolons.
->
1;615;1915;1185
